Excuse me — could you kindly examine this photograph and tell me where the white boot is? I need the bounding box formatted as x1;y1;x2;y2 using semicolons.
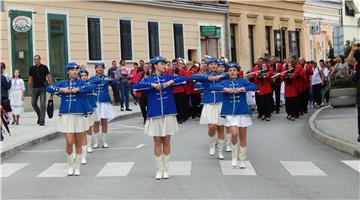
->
86;134;93;153
74;154;82;176
66;154;74;176
155;155;163;180
217;139;225;160
162;154;170;179
209;136;216;156
102;133;109;148
226;134;232;152
239;145;247;169
231;143;239;167
81;145;87;164
93;133;99;149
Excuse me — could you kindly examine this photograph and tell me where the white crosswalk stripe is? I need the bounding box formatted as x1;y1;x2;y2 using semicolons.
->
37;163;68;177
169;161;192;176
280;161;327;176
0;163;29;177
220;161;256;175
96;162;134;177
342;160;360;173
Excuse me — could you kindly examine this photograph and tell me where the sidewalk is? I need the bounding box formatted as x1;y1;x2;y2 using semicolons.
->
1;104;141;160
308;106;360;158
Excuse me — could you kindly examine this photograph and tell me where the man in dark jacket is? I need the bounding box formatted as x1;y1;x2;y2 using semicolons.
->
347;43;360;142
107;60;120;105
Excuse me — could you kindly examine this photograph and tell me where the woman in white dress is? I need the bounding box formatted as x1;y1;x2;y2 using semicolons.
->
9;69;25;125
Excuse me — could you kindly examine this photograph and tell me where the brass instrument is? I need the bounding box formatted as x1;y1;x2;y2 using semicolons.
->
244;69;267;77
271;68;294;79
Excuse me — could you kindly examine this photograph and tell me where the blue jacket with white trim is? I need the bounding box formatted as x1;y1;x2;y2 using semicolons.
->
191;72;227;104
133;74;187;119
89;75;116;103
46;79;96;116
210;78;257;116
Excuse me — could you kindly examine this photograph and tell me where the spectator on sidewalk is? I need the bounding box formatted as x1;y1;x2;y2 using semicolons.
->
347;43;360;142
1;62;12;113
129;62;139;105
107;60;120;105
9;69;25;125
311;60;325;108
28;55;53;126
117;59;132;111
332;55;350;79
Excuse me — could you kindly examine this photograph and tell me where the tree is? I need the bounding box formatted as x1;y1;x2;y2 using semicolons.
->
327;40;335;60
344;40;352;57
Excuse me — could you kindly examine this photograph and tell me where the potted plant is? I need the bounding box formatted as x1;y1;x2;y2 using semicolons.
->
329;76;357;108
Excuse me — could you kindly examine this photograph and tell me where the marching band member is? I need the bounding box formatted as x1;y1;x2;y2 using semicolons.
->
298;57;313;114
288;57;304;118
90;62;116;149
79;69;98;164
210;62;257;168
268;56;283;114
282;62;297;121
133;56;187;180
254;63;275;121
46;62;95;176
192;58;227;159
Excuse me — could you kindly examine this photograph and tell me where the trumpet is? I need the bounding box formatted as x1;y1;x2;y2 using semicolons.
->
271;68;294;79
204;55;212;59
177;57;187;65
244;69;267;77
220;56;229;63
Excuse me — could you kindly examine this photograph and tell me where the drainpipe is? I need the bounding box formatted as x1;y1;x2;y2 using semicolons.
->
225;8;230;60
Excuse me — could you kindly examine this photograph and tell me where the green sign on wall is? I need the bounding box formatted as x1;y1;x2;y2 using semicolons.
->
200;26;219;37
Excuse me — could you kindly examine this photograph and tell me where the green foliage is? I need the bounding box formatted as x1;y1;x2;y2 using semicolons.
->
327;41;335;60
330;76;356;89
344;40;352;57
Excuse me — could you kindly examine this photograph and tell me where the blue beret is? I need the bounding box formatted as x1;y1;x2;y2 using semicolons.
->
78;69;89;75
150;56;167;65
226;62;240;71
95;62;105;68
206;57;217;64
65;62;79;71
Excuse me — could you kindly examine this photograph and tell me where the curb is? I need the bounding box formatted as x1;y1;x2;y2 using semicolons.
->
308;106;360;158
1;111;142;160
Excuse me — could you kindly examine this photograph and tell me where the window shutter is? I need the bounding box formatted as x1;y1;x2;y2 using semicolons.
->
148;22;159;58
173;23;184;58
120;20;132;60
87;18;102;61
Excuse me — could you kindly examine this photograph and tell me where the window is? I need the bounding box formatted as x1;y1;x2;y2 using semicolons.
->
0;0;4;12
173;23;184;58
248;25;255;67
230;24;237;62
281;29;287;60
148;21;159;59
345;1;355;17
87;17;102;61
119;19;132;60
200;26;221;58
289;30;300;58
310;40;314;60
265;26;272;56
274;30;281;60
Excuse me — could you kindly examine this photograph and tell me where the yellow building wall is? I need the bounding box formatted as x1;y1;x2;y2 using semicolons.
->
1;1;225;75
229;1;305;71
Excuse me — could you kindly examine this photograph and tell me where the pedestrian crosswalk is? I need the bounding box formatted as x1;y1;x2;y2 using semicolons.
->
1;160;359;178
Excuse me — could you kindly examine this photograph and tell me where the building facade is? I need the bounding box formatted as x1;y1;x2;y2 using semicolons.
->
229;0;305;70
303;0;342;61
0;0;227;85
342;0;360;47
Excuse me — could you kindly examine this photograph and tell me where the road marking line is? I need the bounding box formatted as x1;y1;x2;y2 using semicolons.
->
21;144;145;153
37;163;67;177
114;124;145;130
220;161;256;176
342;160;360;173
96;162;134;177
169;161;192;176
280;161;327;176
0;163;29;177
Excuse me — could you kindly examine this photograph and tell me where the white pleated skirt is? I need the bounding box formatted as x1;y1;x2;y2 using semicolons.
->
58;114;88;133
225;115;253;127
96;102;115;120
88;108;99;126
144;115;178;137
200;103;225;125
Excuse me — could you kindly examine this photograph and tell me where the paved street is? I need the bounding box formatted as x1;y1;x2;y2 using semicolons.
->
1;111;359;199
